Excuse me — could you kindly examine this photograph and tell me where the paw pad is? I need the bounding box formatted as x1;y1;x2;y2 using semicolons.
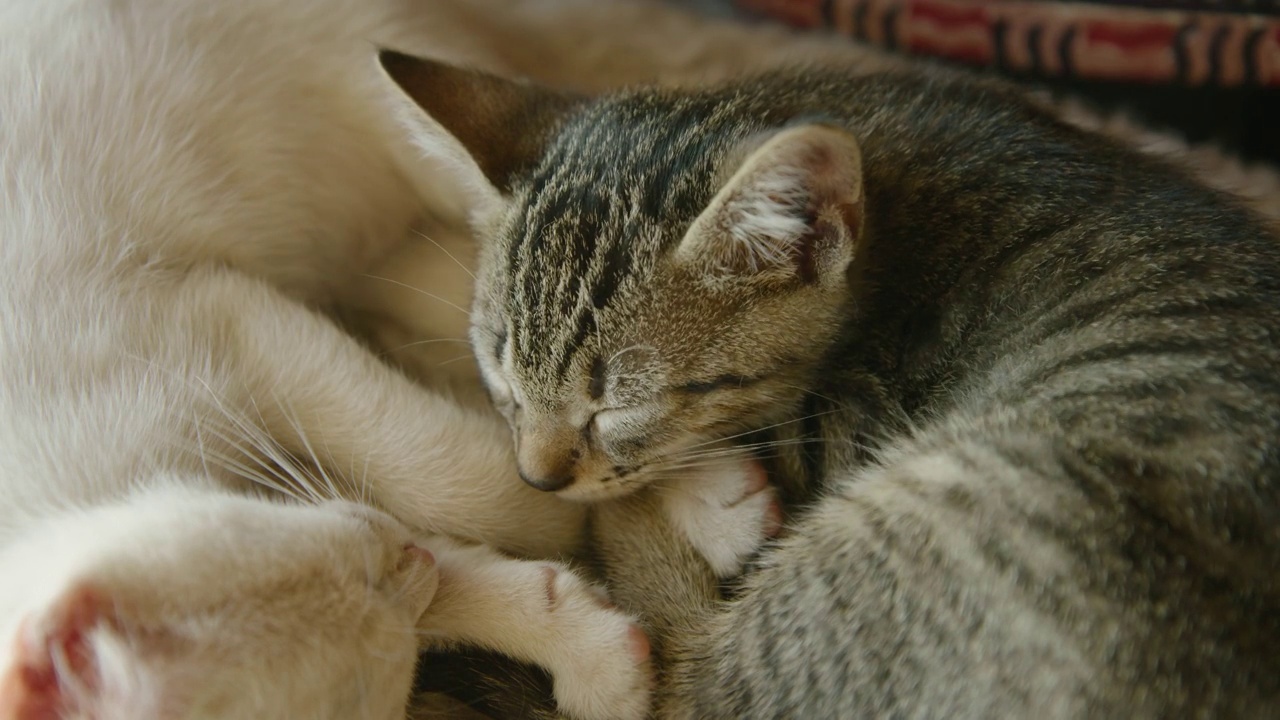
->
541;565;560;609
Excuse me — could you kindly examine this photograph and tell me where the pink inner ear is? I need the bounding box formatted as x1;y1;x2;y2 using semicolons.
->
0;584;108;720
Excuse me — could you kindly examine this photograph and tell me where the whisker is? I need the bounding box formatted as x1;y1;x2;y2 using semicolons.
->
278;397;345;503
196;423;317;503
360;273;472;317
117;353;347;505
386;337;472;354
661;437;827;461
649;453;788;475
359;452;373;506
198;446;308;503
777;382;848;409
436;354;478;367
182;423;304;502
243;392;329;505
191;413;216;486
677;409;842;452
412;227;476;281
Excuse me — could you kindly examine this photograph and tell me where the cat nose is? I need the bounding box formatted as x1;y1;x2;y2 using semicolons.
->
518;468;575;492
516;421;578;492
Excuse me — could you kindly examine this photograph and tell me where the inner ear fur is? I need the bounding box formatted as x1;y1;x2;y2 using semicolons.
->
378;50;580;193
678;123;865;283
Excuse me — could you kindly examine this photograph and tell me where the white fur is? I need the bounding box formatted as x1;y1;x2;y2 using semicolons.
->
674;158;814;276
658;451;781;579
0;1;649;718
719;167;814;273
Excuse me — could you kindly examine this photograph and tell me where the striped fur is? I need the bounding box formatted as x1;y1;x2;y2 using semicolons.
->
392;58;1280;717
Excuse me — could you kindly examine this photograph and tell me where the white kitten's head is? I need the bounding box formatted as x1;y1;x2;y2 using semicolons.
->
0;491;437;720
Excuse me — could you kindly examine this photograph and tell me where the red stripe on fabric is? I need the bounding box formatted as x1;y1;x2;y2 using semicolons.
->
910;0;986;26
733;0;1280;86
1084;21;1178;48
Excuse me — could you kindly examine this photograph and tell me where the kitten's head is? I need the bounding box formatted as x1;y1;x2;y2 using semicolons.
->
384;53;865;501
0;494;437;720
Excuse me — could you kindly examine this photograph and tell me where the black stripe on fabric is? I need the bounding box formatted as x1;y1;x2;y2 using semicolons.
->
1173;23;1193;84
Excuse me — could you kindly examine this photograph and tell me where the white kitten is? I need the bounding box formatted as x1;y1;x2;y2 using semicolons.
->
0;1;651;718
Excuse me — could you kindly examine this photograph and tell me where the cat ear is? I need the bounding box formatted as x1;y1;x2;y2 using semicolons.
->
379;50;579;206
677;124;865;283
1;584;110;719
0;584;156;720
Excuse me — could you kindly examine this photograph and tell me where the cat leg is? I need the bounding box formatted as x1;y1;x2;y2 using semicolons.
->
570;448;782;667
589;486;722;661
191;271;584;558
415;536;652;720
0;488;437;720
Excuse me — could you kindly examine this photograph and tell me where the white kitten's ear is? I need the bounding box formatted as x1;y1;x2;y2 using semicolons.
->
1;584;171;717
0;584;159;720
677;124;865;283
379;50;579;208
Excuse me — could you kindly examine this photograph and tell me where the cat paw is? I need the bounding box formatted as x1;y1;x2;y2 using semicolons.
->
415;539;651;720
540;564;651;720
659;452;782;578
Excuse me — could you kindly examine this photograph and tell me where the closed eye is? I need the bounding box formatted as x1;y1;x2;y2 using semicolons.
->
590;406;654;439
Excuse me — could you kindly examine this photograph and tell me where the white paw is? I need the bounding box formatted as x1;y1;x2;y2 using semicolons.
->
541;564;651;720
659;451;782;578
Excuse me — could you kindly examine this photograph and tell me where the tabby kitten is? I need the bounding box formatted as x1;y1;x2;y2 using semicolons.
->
387;55;1280;717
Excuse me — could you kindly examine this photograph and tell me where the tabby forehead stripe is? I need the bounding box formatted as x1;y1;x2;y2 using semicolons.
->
503;90;819;389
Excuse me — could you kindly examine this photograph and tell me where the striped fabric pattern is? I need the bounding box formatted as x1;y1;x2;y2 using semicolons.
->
738;0;1280;85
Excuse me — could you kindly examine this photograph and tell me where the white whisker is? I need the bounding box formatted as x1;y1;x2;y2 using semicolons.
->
435;354;477;367
360;273;472;317
678;410;841;452
412;227;476;281
385;337;472;354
